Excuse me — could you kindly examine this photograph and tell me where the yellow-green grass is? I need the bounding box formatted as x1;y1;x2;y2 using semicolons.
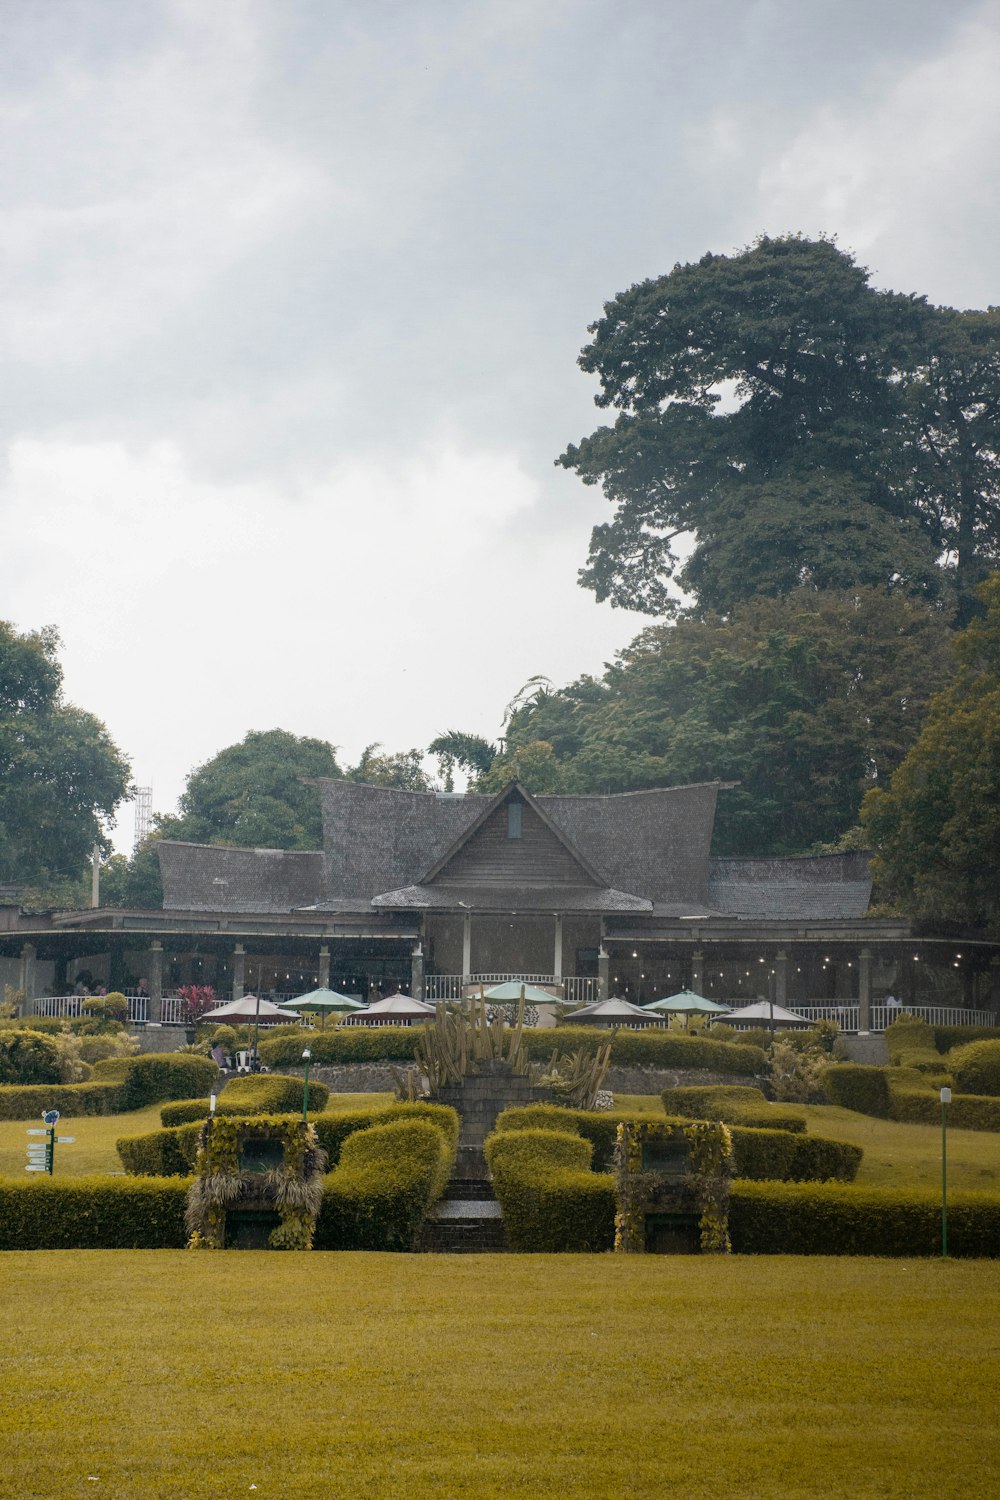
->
0;1092;396;1177
2;1253;998;1500
615;1093;1000;1191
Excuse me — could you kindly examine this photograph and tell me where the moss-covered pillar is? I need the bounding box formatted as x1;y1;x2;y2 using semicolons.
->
148;941;163;1024
233;944;246;1001
858;947;872;1034
318;944;331;990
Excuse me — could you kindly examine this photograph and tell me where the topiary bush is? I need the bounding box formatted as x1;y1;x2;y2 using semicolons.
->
91;1053;217;1108
523;1025;767;1076
0;1079;126;1120
0;1028;61;1085
260;1026;422;1067
822;1064;892;1118
212;1072;331;1116
934;1024;999;1052
117;1123;202;1176
890;1088;1000;1132
660;1085;807;1133
885;1017;947;1073
728;1126;862;1183
949;1040;1000;1098
0;1177;188;1249
728;1180;1000;1257
313;1102;460;1167
485;1127;616;1253
315;1118;455;1250
495;1103;662;1172
160;1099;214;1127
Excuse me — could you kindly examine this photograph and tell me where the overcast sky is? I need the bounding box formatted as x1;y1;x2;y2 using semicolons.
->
3;0;999;850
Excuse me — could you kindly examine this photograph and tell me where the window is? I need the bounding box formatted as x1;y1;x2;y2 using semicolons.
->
507;802;522;838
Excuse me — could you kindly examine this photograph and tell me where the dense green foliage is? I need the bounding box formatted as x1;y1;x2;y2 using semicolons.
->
215;1072;330;1116
0;1028;61;1085
116;1123;201;1176
312;1102;459;1167
660;1085;807;1132
91;1053;217;1109
523;1025;767;1075
729;1180;1000;1256
728;1126;862;1183
947;1041;1000;1098
171;728;342;848
315;1118;455;1250
495;1103;660;1171
822;1064;893;1118
259;1025;421;1066
478;589;951;852
0;1176;188;1249
864;578;1000;927
0;621;131;886
0;1078;126;1120
558;235;1000;623
485;1127;617;1252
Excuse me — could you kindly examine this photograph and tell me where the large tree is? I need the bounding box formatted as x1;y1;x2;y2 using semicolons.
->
558;236;1000;621
862;576;1000;930
488;589;952;854
0;622;131;885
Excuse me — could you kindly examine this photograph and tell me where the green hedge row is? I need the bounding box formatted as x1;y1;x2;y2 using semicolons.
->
495;1103;858;1183
890;1089;1000;1131
257;1023;767;1076
485;1127;616;1252
119;1101;460;1177
729;1180;1000;1256
158;1073;331;1127
949;1040;1000;1098
728;1126;862;1183
0;1029;61;1085
822;1064;893;1118
315;1118;456;1250
523;1026;767;1076
0;1080;127;1121
660;1085;807;1133
934;1025;1000;1052
91;1054;218;1109
0;1177;188;1249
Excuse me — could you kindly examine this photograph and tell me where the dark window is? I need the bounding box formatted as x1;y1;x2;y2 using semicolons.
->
507;802;522;838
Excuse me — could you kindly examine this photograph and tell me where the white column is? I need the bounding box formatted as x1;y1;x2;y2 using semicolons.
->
553;915;563;980
462;912;472;979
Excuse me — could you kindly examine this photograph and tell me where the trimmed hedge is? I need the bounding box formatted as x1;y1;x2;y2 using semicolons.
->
160;1099;214;1127
0;1028;61;1085
217;1073;330;1116
523;1025;767;1076
91;1054;218;1109
259;1026;421;1066
0;1079;126;1121
315;1118;455;1250
313;1102;460;1167
729;1180;1000;1257
934;1024;1000;1053
822;1063;893;1118
890;1088;1000;1132
495;1104;661;1172
949;1040;1000;1098
0;1176;189;1249
485;1127;616;1252
117;1123;202;1176
729;1126;862;1183
660;1085;807;1133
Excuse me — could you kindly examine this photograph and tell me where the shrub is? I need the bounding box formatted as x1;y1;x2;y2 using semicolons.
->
728;1180;1000;1257
117;1123;202;1176
0;1176;188;1249
485;1127;616;1252
949;1040;1000;1098
91;1053;217;1108
885;1017;942;1071
522;1026;767;1077
259;1025;422;1067
0;1080;126;1120
728;1127;862;1183
160;1099;213;1127
890;1088;1000;1132
313;1102;460;1167
660;1085;807;1133
495;1103;663;1171
821;1064;892;1118
315;1119;455;1250
213;1073;331;1116
768;1040;830;1103
0;1029;61;1085
934;1024;999;1052
49;1030;91;1084
79;1032;138;1064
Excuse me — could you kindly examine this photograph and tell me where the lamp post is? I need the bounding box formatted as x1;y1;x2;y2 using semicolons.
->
302;1047;312;1122
940;1085;951;1257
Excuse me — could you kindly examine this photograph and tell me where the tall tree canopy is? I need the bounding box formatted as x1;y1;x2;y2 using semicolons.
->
480;590;951;854
558;236;1000;622
0;622;131;885
862;576;1000;931
169;729;342;850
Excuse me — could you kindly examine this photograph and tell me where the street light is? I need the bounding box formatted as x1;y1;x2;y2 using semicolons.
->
940;1086;951;1256
302;1048;312;1122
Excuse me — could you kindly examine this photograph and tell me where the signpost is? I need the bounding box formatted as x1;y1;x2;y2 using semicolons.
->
24;1110;74;1176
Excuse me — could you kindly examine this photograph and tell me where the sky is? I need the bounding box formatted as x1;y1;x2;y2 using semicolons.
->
2;0;1000;850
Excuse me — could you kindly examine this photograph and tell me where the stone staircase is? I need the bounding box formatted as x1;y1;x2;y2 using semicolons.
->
418;1145;507;1253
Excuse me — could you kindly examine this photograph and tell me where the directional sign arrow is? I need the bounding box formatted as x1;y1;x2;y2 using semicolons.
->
27;1128;48;1136
25;1165;48;1172
56;1137;75;1144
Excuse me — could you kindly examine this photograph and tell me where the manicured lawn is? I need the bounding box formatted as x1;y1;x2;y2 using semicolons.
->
0;1092;397;1177
2;1253;998;1500
617;1093;1000;1191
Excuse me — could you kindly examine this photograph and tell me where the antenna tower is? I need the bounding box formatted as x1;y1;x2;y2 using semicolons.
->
133;786;153;852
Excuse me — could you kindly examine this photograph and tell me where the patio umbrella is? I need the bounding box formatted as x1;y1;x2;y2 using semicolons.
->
719;1001;812;1028
643;991;732;1016
564;997;653;1025
482;981;575;1007
278;987;364;1029
201;995;300;1024
343;993;436;1024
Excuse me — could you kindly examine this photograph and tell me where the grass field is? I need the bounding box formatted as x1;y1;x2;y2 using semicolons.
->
2;1253;998;1500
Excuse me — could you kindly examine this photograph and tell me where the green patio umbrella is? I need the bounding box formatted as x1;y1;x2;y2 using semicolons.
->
482;981;575;1007
279;987;365;1029
643;990;732;1019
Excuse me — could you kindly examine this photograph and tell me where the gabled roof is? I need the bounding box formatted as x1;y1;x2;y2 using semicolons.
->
419;780;606;888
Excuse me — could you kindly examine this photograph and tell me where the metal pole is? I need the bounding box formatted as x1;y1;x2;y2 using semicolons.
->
252;989;262;1071
302;1048;312;1122
940;1086;951;1256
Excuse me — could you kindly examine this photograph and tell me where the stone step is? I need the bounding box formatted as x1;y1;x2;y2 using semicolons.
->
418;1197;506;1252
442;1177;495;1202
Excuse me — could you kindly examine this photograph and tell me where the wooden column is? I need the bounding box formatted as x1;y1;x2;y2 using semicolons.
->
598;945;610;1003
690;948;704;994
18;943;37;1009
410;944;425;1002
774;950;788;1008
232;944;245;1001
462;913;472;981
318;944;331;990
149;942;163;1024
553;915;563;981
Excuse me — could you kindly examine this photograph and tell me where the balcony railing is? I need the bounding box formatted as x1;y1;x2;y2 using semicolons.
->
423;974;599;1005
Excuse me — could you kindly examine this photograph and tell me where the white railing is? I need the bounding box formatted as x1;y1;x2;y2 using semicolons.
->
161;996;187;1025
32;995;86;1019
793;1005;860;1030
423;974;599;1004
871;1004;996;1031
30;994;190;1025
